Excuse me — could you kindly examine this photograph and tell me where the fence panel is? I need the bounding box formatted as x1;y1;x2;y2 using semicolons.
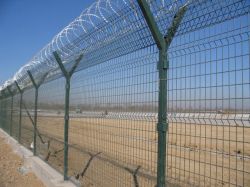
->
67;47;159;186
36;77;65;174
167;8;250;187
21;88;35;150
0;0;249;187
0;98;8;132
12;93;20;141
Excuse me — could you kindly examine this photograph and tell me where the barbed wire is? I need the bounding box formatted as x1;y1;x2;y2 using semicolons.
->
1;0;248;94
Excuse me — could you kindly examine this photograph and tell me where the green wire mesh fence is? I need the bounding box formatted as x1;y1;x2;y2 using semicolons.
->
0;0;250;186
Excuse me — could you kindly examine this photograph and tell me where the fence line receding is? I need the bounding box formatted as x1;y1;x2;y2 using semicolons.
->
0;0;250;186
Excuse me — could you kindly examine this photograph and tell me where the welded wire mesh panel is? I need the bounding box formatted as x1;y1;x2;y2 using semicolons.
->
150;0;250;36
3;98;8;132
21;88;35;150
4;97;12;134
0;101;3;130
67;46;159;186
1;98;7;132
167;10;250;187
0;0;249;186
0;98;8;132
0;99;4;130
12;93;20;141
36;77;65;174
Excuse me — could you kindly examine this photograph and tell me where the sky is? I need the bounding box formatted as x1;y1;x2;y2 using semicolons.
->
0;0;94;85
0;0;249;112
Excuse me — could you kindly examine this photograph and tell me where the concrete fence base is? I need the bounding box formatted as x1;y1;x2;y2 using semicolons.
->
0;129;78;187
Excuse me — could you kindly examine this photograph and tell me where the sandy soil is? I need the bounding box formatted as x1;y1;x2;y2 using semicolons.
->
19;116;250;187
0;136;45;187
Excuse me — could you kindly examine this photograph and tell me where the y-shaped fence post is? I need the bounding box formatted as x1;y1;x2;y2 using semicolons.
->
15;81;23;143
53;51;83;180
7;86;14;136
137;1;187;186
27;70;48;156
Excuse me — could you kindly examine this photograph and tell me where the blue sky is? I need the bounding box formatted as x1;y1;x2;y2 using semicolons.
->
0;0;94;85
0;0;249;111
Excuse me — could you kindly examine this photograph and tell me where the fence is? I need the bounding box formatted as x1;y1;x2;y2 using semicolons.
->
0;0;250;186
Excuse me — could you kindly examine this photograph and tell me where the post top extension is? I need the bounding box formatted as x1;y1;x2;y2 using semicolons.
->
164;5;187;50
137;0;165;50
137;0;187;50
53;51;68;78
7;86;13;96
15;81;23;94
27;70;38;88
53;51;83;79
27;70;49;89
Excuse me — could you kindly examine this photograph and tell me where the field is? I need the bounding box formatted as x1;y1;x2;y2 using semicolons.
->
18;112;250;187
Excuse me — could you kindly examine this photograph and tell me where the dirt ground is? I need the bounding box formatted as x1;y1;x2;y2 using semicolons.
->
0;136;45;187
19;116;250;187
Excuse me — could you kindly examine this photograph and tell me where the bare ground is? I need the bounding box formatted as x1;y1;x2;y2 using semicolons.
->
19;116;250;187
0;136;45;187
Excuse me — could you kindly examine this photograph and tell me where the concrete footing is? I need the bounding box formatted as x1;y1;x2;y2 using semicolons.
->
0;129;78;187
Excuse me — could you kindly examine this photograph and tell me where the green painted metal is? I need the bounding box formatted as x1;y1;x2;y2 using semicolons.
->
137;1;167;186
64;77;70;180
157;49;167;187
164;6;187;50
1;90;5;131
0;99;2;129
136;0;164;50
27;70;48;155
15;81;23;143
0;90;7;132
0;97;1;129
27;70;38;155
0;91;3;129
10;95;13;135
7;86;13;136
53;51;70;180
137;1;186;186
33;85;38;155
53;51;83;180
27;71;38;88
0;88;13;133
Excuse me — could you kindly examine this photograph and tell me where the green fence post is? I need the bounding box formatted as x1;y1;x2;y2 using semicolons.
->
137;1;187;186
53;51;83;180
27;70;48;156
7;86;13;136
15;81;23;143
